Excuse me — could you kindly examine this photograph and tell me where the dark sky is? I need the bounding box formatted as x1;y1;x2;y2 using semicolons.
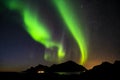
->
0;0;120;72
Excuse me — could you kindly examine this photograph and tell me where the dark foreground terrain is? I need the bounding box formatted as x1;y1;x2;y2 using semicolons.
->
0;60;120;80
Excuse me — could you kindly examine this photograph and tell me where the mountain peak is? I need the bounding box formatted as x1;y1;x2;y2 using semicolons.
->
49;61;87;72
23;60;87;73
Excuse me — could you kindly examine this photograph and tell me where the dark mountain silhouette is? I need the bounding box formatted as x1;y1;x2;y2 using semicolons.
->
0;60;120;80
23;64;48;73
114;60;120;70
48;61;87;72
80;60;120;80
23;61;87;73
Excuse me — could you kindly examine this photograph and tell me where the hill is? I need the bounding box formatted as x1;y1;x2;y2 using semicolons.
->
0;60;120;80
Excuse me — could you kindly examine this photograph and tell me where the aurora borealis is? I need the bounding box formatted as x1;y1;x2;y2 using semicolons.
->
23;7;66;62
2;0;87;64
53;0;87;64
4;0;66;63
0;0;120;72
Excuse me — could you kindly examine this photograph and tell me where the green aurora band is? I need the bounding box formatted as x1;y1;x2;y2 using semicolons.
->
4;0;65;62
53;0;88;64
3;0;88;64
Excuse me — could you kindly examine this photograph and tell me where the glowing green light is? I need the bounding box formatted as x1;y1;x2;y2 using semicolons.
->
44;43;65;62
23;8;52;48
4;0;66;62
23;9;65;60
53;0;88;64
58;44;65;58
4;0;23;11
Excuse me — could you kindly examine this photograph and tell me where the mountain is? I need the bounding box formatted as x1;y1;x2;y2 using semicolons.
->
23;61;87;73
1;60;120;80
48;61;87;72
80;60;120;80
23;64;48;73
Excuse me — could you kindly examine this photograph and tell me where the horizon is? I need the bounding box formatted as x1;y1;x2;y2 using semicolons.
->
0;60;119;72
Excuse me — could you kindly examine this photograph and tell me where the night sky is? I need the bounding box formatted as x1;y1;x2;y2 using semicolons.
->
0;0;120;72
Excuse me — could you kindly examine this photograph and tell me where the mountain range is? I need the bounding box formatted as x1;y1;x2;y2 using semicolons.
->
0;60;120;80
23;61;87;73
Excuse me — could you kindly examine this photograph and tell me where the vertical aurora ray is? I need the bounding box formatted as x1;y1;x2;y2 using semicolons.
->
53;0;88;64
3;0;65;62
